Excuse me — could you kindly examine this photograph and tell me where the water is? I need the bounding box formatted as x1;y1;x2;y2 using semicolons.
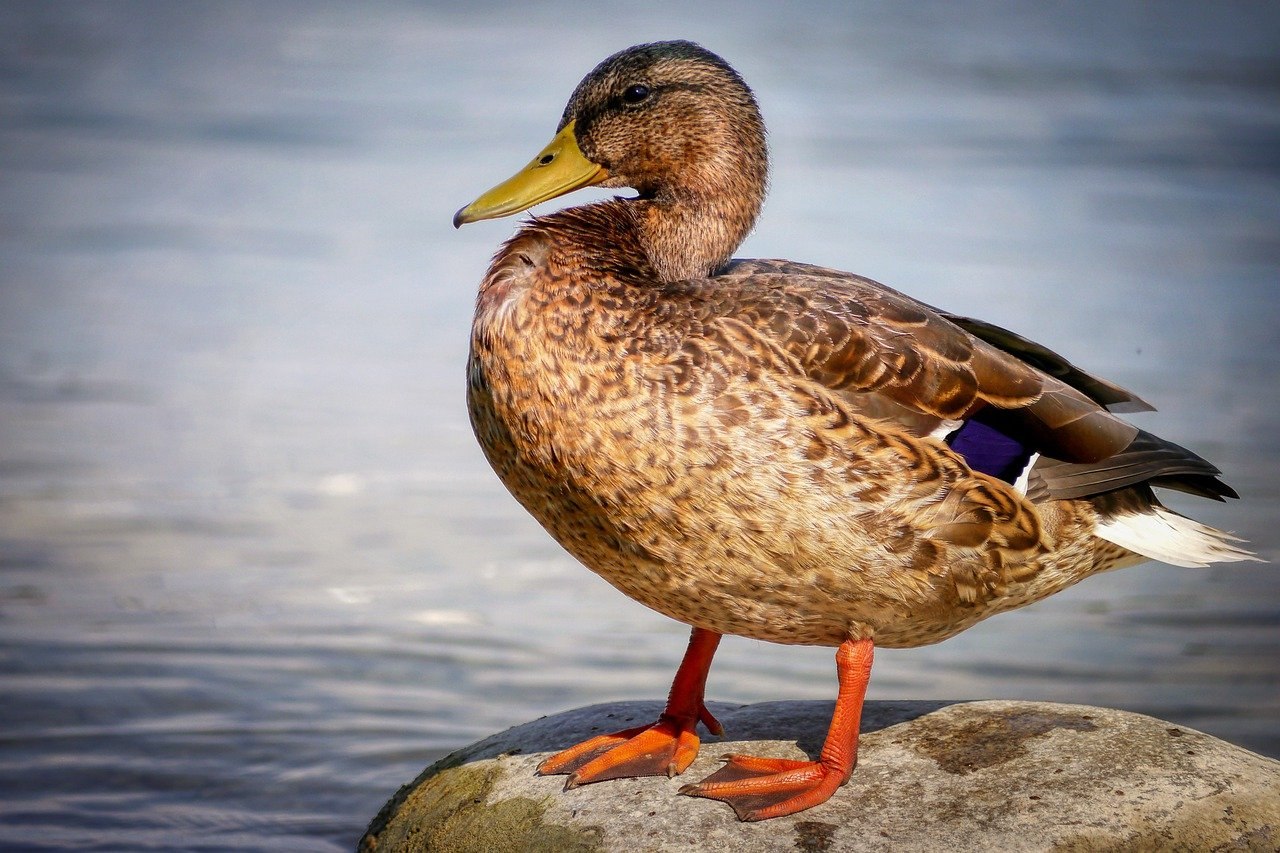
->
1;2;1277;849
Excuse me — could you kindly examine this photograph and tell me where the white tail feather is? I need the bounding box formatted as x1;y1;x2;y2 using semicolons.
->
1095;506;1260;568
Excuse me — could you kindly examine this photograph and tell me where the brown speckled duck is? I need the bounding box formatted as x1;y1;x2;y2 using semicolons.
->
453;40;1257;821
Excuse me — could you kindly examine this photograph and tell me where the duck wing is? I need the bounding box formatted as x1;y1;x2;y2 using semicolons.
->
706;259;1234;502
935;312;1154;414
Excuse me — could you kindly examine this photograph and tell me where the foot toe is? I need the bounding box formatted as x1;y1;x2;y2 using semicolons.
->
538;717;705;785
680;754;845;821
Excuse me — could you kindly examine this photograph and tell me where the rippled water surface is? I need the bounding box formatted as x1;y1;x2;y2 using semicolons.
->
2;2;1278;849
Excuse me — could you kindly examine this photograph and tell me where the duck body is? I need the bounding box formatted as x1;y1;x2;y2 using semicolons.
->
455;41;1256;821
468;207;1118;649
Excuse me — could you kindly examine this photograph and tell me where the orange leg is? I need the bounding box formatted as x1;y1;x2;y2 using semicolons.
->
680;636;874;821
537;627;723;787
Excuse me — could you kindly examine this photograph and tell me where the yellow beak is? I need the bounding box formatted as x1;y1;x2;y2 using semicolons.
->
453;120;609;228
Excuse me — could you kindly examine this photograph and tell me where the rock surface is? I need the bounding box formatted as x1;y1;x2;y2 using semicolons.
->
360;700;1280;852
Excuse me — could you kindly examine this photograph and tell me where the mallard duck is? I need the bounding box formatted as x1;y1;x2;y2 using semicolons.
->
453;40;1257;821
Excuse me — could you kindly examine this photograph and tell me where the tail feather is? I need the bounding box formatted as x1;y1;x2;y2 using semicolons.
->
1094;504;1260;568
1032;429;1237;502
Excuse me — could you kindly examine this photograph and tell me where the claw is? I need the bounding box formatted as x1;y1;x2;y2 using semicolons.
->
698;702;724;737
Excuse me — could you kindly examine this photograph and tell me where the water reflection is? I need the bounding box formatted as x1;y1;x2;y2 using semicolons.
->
1;2;1277;848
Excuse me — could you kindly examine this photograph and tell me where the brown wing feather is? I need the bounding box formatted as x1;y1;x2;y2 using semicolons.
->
714;259;1137;465
666;258;1236;505
938;312;1155;413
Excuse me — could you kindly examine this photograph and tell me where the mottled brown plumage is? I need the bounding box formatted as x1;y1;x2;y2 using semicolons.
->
456;40;1256;821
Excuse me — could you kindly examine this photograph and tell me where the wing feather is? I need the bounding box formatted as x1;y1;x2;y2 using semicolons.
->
714;260;1137;464
702;259;1237;503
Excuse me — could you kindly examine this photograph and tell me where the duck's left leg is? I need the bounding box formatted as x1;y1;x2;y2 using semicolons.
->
680;636;874;821
537;627;723;786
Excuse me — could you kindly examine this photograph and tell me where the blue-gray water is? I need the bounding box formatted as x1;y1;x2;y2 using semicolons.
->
1;2;1278;849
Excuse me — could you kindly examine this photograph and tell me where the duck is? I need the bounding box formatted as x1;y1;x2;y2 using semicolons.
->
452;40;1257;822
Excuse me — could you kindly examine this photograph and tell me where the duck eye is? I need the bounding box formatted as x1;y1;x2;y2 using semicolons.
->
621;83;651;105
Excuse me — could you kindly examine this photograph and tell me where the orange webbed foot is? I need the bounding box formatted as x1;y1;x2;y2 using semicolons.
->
681;637;875;821
538;627;724;787
679;754;849;821
537;703;723;786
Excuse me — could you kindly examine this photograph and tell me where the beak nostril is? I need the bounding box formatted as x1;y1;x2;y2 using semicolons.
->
539;154;555;165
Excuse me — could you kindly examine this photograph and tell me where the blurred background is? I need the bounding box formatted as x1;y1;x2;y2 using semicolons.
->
1;1;1277;849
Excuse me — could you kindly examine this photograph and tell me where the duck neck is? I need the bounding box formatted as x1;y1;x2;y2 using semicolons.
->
628;187;758;282
624;192;747;279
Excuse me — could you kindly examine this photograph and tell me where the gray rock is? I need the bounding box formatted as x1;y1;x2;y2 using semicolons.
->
360;700;1280;852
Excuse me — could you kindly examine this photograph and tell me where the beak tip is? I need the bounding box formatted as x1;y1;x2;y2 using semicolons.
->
452;207;468;229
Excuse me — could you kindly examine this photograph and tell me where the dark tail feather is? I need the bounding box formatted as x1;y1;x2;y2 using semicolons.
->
1031;429;1238;502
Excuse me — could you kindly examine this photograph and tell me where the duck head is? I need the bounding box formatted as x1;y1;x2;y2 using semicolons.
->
455;40;769;281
